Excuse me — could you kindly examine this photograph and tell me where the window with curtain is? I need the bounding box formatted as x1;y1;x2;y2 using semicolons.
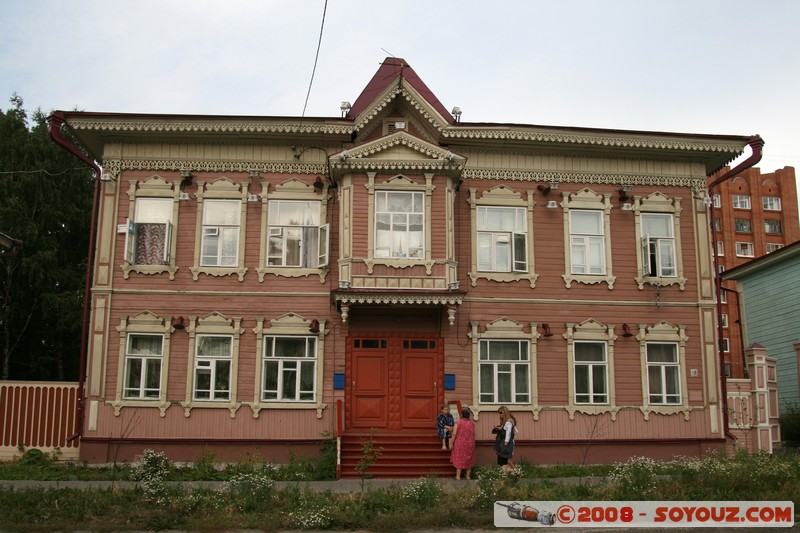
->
193;335;232;400
201;200;240;266
569;210;605;275
262;336;317;401
374;191;424;259
574;342;608;404
646;343;680;404
126;198;172;265
123;334;163;399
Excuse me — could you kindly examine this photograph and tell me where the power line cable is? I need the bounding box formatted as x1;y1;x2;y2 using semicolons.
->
0;167;88;176
301;0;329;118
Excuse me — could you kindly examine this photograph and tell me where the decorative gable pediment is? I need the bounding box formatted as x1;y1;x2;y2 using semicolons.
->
330;131;464;175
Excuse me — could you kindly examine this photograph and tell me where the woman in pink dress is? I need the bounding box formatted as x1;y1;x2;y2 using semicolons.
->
450;407;476;480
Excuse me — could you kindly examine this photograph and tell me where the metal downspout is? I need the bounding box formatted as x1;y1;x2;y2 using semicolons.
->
708;135;764;441
47;111;103;444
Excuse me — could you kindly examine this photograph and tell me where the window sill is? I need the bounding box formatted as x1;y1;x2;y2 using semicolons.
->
365;258;435;275
565;404;620;421
562;273;616;289
635;275;687;291
180;400;242;418
190;266;248;282
639;404;692;421
248;401;326;419
469;271;539;289
122;263;179;281
109;399;171;417
256;266;328;283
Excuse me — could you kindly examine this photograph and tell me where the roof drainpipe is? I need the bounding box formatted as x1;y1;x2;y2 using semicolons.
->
47;111;103;445
707;135;764;442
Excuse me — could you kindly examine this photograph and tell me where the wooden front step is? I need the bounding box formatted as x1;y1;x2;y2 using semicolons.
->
340;432;455;478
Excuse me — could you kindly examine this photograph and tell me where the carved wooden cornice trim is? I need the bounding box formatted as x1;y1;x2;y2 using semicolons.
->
102;158;326;180
462;168;706;189
68;118;353;136
333;292;464;306
442;128;745;154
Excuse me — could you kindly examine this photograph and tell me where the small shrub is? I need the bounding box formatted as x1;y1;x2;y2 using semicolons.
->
609;456;659;499
401;477;443;509
130;449;174;503
781;402;800;444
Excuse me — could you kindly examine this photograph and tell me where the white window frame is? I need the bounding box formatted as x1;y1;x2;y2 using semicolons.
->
250;313;327;418
190;178;249;281
112;311;174;416
257;179;331;283
467;186;538;288
193;334;233;401
762;196;782;211
637;321;689;419
716;241;724;256
721;313;728;328
200;200;241;267
373;189;425;259
732;195;751;210
266;200;328;269
562;188;615;289
722;337;730;353
734;218;752;233
123;333;164;400
469;318;538;418
634;192;686;290
712;194;721;208
764;219;782;235
476;206;528;272
645;342;682;405
182;313;243;417
478;339;531;405
262;336;317;402
564;319;618;418
574;342;608;404
121;176;180;280
735;242;755;258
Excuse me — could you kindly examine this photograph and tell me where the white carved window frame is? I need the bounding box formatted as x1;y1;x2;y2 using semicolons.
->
256;179;329;283
190;178;249;281
364;172;436;274
181;312;243;417
563;319;619;420
468;317;541;421
111;311;174;417
561;189;615;289
122;176;180;280
249;313;327;419
467;185;538;288
636;321;691;420
633;192;687;290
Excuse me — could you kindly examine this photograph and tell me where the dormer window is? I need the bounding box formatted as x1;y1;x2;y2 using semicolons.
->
385;120;407;134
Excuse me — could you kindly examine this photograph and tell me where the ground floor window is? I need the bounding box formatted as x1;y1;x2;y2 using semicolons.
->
478;339;530;404
263;336;317;401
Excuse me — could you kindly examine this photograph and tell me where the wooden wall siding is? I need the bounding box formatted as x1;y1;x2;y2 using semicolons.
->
0;382;80;460
118;142;334;165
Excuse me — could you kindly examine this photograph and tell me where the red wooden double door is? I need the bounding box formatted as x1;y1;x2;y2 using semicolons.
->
346;334;443;431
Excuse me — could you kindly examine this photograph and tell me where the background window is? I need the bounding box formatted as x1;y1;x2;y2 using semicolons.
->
124;334;163;399
732;195;751;209
374;191;424;259
263;336;317;401
764;220;782;234
569;210;605;275
721;338;730;353
766;243;784;253
641;213;676;277
646;343;681;405
201;200;240;266
125;198;172;265
476;206;527;272
267;200;328;268
734;218;752;233
763;196;782;211
194;335;232;400
716;240;724;256
735;242;754;257
479;340;530;404
721;313;728;328
712;194;721;208
574;342;608;404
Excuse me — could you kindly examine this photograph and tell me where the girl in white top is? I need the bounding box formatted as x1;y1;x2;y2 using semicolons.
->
494;406;517;471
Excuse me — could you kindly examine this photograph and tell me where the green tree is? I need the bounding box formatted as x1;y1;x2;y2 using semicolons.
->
0;94;93;380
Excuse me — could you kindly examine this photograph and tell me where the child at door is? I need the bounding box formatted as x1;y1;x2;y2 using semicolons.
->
437;404;455;450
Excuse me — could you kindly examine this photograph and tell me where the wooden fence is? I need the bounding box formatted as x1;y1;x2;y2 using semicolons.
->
0;381;80;460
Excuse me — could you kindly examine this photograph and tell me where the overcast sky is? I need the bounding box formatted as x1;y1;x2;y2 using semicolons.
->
2;0;799;173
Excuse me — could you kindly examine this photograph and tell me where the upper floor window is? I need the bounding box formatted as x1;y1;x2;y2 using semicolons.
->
123;334;163;399
712;194;721;208
193;335;232;401
646;343;681;405
478;339;530;404
732;195;751;210
763;196;782;211
735;242;754;258
713;217;722;231
262;336;317;402
477;206;527;272
764;219;783;235
374;190;424;259
734;218;752;233
126;198;172;265
716;240;724;256
267;200;328;268
569;210;605;275
201;200;241;267
641;213;676;277
721;313;728;328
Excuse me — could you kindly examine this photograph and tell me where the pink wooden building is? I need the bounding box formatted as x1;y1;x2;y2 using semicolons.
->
49;58;760;474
